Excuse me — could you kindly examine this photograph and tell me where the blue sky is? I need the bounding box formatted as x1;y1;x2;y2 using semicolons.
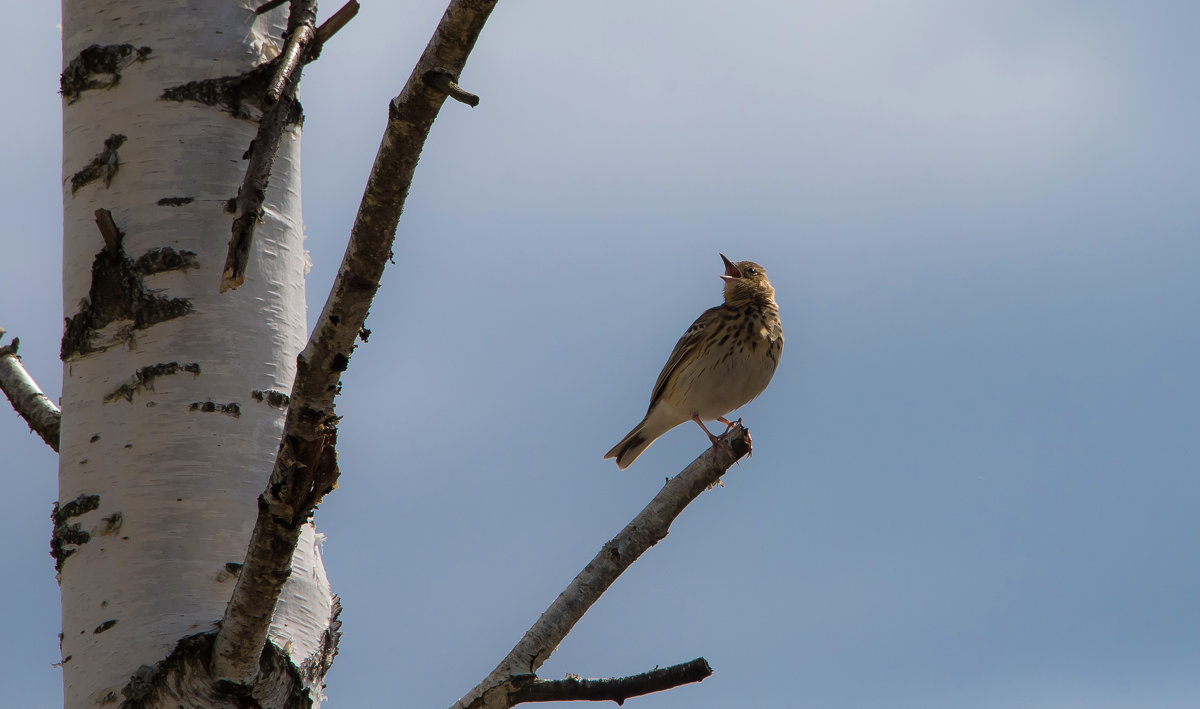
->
3;1;1198;707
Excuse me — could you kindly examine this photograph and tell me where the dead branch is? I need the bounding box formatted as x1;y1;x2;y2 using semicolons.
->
94;208;123;252
219;0;318;292
509;658;713;705
452;426;751;709
254;0;288;15
266;26;314;105
210;0;499;684
424;70;480;107
0;329;62;452
313;0;360;56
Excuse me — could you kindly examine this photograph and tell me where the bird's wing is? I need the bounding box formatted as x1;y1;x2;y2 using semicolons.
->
646;305;724;414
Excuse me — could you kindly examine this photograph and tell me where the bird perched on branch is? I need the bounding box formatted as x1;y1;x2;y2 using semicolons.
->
604;254;783;469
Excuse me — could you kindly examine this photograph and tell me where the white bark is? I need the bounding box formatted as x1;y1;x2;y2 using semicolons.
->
59;2;332;706
0;334;61;450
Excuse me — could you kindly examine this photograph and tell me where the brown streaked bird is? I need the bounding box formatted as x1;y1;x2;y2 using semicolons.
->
604;254;783;469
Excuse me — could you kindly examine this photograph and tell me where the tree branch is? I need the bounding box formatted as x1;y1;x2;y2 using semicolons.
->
452;426;751;709
424;70;480;107
211;0;499;684
0;330;61;452
509;658;713;706
94;208;124;252
266;27;314;105
220;0;318;293
312;0;360;58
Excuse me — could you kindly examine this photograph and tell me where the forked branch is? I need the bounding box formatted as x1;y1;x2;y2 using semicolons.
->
452;426;751;709
211;0;500;684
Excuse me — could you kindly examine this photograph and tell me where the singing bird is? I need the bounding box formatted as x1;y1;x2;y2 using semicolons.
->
604;254;783;469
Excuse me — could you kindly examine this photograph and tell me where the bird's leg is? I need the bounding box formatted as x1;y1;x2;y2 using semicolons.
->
716;416;739;433
692;415;738;464
716;416;751;457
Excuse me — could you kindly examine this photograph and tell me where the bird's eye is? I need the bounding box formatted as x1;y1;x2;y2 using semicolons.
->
747;267;758;275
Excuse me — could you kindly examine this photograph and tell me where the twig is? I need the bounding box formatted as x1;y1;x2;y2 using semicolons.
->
94;208;123;252
0;330;62;452
509;658;713;706
211;0;499;683
254;0;288;15
219;0;317;293
452;426;751;709
313;0;360;52
424;70;480;107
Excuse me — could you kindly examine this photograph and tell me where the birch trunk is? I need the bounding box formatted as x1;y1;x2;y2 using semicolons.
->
58;2;334;706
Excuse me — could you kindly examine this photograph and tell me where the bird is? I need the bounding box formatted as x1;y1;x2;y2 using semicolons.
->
604;254;783;469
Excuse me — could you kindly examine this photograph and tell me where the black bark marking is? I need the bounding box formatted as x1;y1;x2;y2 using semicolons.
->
106;362;201;403
161;63;303;125
60;44;152;103
61;224;195;360
97;512;124;536
70;134;126;194
189;401;242;417
118;632;314;709
156;197;194;207
93;620;118;634
50;494;101;573
134;248;200;275
251;389;291;409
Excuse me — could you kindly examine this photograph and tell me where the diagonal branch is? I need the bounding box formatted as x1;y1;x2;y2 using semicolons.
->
509;658;713;706
211;0;500;684
452;426;752;709
219;0;318;292
0;330;61;452
312;0;360;58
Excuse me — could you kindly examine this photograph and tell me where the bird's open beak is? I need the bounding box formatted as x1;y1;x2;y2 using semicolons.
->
720;253;742;282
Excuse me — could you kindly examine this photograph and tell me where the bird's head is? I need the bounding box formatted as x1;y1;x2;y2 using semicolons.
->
720;254;775;306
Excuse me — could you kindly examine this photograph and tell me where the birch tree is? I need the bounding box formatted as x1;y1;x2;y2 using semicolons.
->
2;1;753;707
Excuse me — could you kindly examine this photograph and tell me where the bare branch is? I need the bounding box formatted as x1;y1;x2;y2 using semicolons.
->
254;0;288;15
220;0;318;293
313;0;360;54
424;70;480;107
266;25;314;105
94;208;123;252
211;0;499;683
509;658;713;706
453;426;751;709
0;330;61;452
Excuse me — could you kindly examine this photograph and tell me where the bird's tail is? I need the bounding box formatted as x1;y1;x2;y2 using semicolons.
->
604;417;661;470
